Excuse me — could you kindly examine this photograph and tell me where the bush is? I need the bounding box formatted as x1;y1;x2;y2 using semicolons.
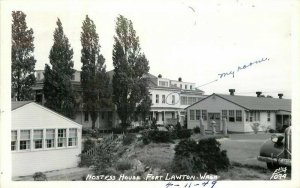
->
82;138;96;153
250;123;260;134
176;129;192;139
115;160;133;172
128;126;147;133
172;138;230;174
112;127;124;134
33;172;47;181
122;134;136;145
79;154;94;167
93;149;115;174
269;129;277;133
142;130;173;143
193;127;201;133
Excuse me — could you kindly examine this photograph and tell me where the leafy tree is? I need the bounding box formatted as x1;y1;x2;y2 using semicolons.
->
43;18;76;118
80;15;111;129
112;15;151;128
11;11;36;101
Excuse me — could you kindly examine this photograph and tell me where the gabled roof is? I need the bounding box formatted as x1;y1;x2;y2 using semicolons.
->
186;93;291;112
11;101;82;128
12;101;32;110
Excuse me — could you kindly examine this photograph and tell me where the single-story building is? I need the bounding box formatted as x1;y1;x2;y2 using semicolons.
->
185;91;291;133
11;101;82;177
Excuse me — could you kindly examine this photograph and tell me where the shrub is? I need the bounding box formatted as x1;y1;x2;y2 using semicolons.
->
175;122;182;131
142;130;173;143
82;138;96;153
79;154;94;167
115;160;133;172
122;134;136;145
112;127;124;134
176;129;192;139
33;172;47;181
93;149;115;174
193;126;201;133
251;123;260;134
269;129;277;133
172;138;230;174
128;126;147;133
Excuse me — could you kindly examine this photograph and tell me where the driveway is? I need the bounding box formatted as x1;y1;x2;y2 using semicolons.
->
219;133;272;168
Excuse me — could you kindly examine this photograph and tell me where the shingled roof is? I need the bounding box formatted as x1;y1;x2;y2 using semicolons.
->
186;93;291;112
217;94;291;111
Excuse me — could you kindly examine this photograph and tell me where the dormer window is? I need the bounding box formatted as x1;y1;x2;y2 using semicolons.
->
159;81;168;87
190;85;193;90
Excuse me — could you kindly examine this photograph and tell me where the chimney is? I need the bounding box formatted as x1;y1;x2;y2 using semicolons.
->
178;77;182;82
229;89;235;96
256;91;262;97
278;93;283;99
158;74;162;78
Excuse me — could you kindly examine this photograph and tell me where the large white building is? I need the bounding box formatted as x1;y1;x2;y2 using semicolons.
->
11;101;82;177
147;74;205;126
32;70;205;128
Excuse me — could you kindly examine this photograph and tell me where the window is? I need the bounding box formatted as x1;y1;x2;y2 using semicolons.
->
236;110;242;122
196;110;201;120
162;113;164;121
156;94;159;103
162;95;166;104
180;84;182;89
190;85;192;90
11;130;17;151
68;128;77;146
46;129;55;148
20;130;30;150
189;97;197;105
257;112;260;121
33;130;43;149
229;110;235;122
150;94;152;104
159;81;168;87
172;112;175;119
202;110;207;121
57;129;66;147
222;110;227;120
190;110;195;120
180;96;187;105
37;73;41;80
267;112;271;122
84;112;89;122
250;112;253;122
246;111;249;122
102;112;105;120
71;74;75;80
185;85;187;89
155;112;159;121
172;95;175;104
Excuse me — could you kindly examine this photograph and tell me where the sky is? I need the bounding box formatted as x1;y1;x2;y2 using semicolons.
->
3;0;295;98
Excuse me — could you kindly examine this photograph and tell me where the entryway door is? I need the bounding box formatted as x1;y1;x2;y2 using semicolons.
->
208;113;221;132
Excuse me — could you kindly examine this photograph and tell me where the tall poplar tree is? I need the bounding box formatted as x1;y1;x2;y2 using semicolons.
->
43;18;76;118
80;15;110;129
112;15;151;128
11;11;36;101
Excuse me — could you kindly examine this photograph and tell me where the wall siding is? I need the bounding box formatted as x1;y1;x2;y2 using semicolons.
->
12;103;82;177
187;95;246;132
12;148;80;177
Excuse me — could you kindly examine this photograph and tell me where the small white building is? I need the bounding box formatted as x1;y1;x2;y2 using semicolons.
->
185;91;291;133
11;101;82;177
